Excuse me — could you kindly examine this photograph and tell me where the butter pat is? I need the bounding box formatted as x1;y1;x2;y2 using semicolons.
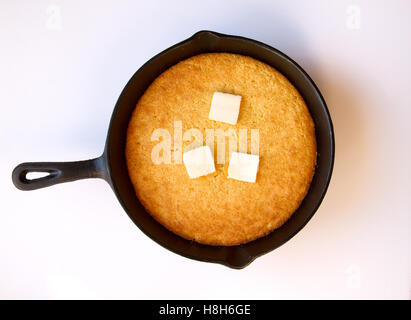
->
209;92;242;125
183;146;216;179
228;152;259;183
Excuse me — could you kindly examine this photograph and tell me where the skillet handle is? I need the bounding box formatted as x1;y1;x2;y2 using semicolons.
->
12;156;107;191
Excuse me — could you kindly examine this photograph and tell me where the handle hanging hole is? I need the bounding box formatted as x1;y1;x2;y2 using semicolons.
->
26;172;51;180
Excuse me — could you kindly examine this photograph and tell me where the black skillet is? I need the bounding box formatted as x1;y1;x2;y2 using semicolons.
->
12;31;335;269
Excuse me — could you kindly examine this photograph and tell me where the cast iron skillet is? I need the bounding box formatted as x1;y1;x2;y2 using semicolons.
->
12;30;334;269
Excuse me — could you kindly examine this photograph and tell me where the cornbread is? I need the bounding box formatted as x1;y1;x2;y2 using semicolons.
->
125;53;317;246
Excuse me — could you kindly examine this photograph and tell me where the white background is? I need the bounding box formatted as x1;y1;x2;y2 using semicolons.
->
1;0;410;299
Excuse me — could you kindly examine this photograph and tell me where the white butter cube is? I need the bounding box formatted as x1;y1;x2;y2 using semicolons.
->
228;152;259;183
183;146;215;179
209;92;242;125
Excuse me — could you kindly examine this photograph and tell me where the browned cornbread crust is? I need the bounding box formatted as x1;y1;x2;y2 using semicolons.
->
125;53;316;246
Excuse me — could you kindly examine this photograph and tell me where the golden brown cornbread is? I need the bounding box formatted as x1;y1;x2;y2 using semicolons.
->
125;53;316;246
